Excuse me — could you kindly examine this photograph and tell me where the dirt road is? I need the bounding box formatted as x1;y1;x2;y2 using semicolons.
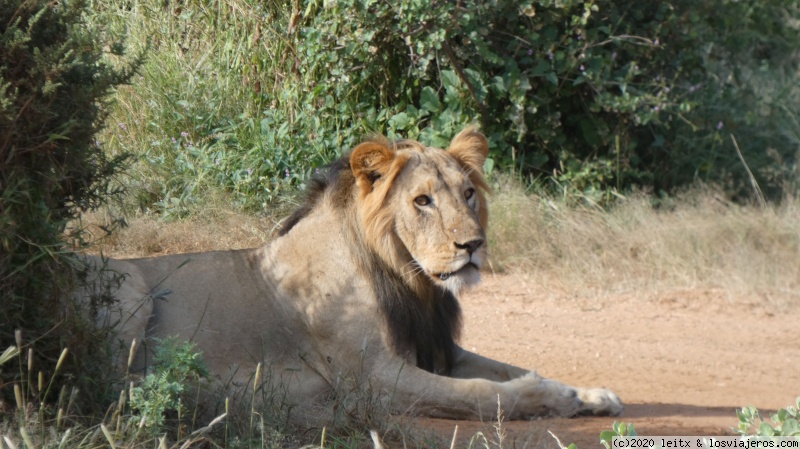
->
404;274;800;448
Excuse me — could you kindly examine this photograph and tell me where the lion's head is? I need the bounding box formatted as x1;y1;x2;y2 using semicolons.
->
277;128;490;372
349;127;490;295
280;127;490;296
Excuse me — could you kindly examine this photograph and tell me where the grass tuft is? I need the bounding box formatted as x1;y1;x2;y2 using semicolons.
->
488;179;800;306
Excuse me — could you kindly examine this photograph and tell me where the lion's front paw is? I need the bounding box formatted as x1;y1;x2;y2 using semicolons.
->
503;373;623;419
575;388;623;416
504;373;584;418
540;379;586;418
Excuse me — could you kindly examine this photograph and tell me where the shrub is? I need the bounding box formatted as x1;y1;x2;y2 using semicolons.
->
0;0;141;410
96;0;800;214
298;0;800;201
88;0;315;216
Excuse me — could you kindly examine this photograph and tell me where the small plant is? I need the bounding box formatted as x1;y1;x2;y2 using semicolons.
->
0;338;226;449
464;396;509;449
600;421;638;449
736;397;800;437
579;399;800;449
128;337;209;434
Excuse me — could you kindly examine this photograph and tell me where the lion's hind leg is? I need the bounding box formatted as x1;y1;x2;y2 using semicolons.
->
84;258;153;373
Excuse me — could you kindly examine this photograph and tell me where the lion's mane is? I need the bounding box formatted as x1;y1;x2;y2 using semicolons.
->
276;137;490;373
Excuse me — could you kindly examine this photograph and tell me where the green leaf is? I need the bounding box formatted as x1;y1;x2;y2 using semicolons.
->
780;418;799;436
483;157;494;175
599;430;616;443
531;59;551;76
389;112;411;130
491;76;507;94
464;68;488;102
420;86;441;112
579;118;602;147
441;70;460;90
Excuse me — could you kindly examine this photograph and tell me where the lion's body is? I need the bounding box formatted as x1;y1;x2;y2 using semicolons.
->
92;128;622;419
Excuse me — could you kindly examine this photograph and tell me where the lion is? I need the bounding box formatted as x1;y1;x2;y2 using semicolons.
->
87;127;622;420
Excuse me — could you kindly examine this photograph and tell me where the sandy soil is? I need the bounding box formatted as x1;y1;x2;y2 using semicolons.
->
399;273;800;448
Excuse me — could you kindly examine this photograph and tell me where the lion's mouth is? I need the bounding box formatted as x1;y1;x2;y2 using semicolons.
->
435;262;478;281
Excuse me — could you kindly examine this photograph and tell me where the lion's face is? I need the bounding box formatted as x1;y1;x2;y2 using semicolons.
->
391;149;487;292
350;128;490;294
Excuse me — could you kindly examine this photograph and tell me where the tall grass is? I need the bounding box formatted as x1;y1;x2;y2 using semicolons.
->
489;180;800;305
0;337;391;449
77;192;283;257
85;178;800;308
92;0;319;218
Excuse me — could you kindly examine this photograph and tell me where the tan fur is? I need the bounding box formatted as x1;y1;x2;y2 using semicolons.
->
85;127;622;419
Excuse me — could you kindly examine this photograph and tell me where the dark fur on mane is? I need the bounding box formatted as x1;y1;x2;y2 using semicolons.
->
369;254;462;374
277;156;352;237
277;152;462;374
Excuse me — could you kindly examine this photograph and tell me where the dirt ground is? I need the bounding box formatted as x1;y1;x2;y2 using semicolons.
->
401;273;800;449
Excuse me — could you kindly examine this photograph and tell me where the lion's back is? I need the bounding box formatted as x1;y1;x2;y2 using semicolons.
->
113;248;317;382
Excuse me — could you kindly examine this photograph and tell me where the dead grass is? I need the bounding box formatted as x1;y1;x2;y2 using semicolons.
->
489;180;800;306
78;201;284;258
80;181;800;307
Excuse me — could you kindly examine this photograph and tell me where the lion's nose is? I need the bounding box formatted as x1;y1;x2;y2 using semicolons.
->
455;239;484;254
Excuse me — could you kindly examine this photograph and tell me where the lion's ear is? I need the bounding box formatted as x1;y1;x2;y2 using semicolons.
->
448;126;489;173
350;141;395;191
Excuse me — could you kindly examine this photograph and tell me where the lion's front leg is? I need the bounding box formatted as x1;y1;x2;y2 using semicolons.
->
450;346;529;381
447;346;623;417
376;353;622;419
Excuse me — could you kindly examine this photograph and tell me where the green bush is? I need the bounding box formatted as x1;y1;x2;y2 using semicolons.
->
297;0;800;200
623;1;800;200
95;0;800;214
0;0;141;410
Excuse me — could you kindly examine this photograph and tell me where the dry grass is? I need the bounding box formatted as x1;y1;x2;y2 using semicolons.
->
80;182;800;307
489;180;800;306
78;201;285;258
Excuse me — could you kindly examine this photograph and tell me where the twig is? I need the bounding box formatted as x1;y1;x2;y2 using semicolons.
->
442;41;489;123
730;134;766;208
449;425;459;449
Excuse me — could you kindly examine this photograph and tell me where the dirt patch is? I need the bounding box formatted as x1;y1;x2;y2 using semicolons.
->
399;273;800;448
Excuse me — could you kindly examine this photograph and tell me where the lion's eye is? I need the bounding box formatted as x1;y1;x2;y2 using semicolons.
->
464;188;475;200
414;195;431;206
